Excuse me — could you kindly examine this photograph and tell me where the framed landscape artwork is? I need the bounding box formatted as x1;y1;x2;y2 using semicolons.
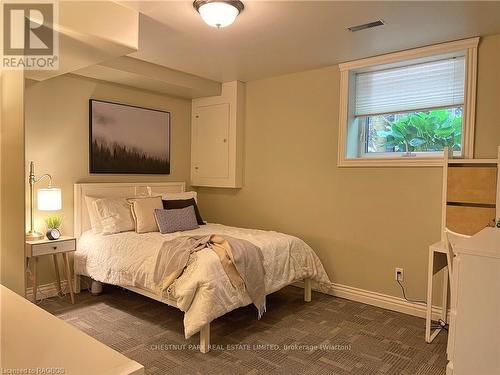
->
89;99;171;174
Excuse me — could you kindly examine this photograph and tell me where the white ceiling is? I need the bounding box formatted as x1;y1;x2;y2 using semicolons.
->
123;1;500;83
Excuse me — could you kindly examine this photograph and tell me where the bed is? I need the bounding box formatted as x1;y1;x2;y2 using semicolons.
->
73;182;332;353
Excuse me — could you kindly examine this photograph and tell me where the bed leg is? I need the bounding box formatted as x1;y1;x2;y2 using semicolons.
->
304;278;312;302
74;275;81;294
91;280;103;295
200;323;210;353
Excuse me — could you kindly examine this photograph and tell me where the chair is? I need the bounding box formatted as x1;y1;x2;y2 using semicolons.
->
444;228;471;281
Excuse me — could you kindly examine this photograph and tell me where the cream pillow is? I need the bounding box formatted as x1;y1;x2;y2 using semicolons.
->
93;197;135;235
161;191;198;203
128;196;163;233
84;196;103;234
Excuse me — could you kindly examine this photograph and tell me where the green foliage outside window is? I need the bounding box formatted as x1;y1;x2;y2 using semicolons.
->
374;108;463;153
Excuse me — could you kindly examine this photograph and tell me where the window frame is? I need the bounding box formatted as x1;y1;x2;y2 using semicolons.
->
337;37;479;167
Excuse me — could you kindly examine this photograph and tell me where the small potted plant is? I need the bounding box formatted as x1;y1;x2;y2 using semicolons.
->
45;214;63;240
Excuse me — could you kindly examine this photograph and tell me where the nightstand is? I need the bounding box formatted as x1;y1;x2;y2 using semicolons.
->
25;236;76;304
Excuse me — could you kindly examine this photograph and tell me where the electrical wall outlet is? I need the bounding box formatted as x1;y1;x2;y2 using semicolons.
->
395;267;404;282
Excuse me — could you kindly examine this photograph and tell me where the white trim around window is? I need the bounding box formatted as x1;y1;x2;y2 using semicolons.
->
337;37;479;167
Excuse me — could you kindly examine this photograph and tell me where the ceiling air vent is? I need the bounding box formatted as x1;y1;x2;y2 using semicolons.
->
348;20;385;32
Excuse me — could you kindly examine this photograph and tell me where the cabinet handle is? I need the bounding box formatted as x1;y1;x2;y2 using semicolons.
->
223;139;227;143
53;246;57;250
195;167;199;170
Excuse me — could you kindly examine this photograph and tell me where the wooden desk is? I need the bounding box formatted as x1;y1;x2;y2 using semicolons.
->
1;285;144;375
425;241;451;343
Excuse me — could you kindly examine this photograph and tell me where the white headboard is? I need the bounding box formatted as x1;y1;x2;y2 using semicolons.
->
74;182;186;237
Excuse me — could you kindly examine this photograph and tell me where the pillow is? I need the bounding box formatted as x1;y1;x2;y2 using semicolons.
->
154;206;199;234
128;196;163;233
162;198;205;225
161;191;198;203
84;196;103;234
93;198;135;235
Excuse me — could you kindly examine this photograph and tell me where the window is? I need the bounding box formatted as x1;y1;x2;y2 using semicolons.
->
338;38;478;167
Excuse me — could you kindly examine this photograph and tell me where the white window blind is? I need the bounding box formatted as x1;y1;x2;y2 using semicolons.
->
354;56;465;117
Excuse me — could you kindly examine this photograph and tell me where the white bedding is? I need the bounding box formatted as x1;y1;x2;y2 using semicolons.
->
75;223;332;338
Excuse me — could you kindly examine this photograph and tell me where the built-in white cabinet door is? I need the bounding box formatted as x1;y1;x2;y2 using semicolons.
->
193;103;230;179
191;81;244;188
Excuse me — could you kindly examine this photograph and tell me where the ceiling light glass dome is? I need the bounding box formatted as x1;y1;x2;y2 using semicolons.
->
194;0;244;28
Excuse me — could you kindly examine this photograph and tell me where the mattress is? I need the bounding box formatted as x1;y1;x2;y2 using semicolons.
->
75;223;332;338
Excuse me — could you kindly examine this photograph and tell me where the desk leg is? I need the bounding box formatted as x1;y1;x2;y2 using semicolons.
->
53;254;62;295
441;265;449;323
425;250;434;343
32;257;38;303
62;253;75;304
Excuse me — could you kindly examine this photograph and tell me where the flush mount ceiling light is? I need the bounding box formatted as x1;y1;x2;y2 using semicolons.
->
193;0;244;28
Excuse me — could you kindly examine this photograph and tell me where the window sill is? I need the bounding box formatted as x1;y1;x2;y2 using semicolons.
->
338;157;497;168
338;157;445;168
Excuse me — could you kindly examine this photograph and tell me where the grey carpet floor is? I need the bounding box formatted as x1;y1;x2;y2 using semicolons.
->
41;285;447;375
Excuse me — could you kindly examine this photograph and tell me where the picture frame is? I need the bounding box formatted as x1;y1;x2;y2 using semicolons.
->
89;99;171;174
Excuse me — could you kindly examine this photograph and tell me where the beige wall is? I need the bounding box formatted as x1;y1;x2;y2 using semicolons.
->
23;35;499;300
475;35;500;159
25;75;192;284
197;34;500;302
1;70;26;295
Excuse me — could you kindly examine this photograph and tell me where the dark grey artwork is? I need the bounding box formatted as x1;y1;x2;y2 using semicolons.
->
90;100;170;174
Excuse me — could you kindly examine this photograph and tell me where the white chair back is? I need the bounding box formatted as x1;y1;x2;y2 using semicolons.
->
444;228;471;280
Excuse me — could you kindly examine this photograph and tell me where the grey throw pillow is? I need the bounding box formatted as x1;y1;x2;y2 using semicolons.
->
154;206;199;234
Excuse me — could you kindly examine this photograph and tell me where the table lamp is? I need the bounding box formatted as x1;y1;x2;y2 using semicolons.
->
26;161;62;240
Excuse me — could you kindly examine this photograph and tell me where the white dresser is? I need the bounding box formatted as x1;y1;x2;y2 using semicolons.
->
447;228;500;375
1;285;144;375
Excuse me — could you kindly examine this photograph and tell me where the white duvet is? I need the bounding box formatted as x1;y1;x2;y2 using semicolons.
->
75;224;332;338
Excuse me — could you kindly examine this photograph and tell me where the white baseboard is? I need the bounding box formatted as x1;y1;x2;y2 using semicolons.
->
295;281;449;321
28;279;448;322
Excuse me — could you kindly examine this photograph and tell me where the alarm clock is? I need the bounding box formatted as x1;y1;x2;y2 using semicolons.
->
46;228;61;240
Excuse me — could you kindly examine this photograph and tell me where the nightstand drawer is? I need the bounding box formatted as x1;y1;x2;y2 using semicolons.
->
27;239;76;257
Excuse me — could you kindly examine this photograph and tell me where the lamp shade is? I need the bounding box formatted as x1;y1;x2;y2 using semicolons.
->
37;188;62;211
